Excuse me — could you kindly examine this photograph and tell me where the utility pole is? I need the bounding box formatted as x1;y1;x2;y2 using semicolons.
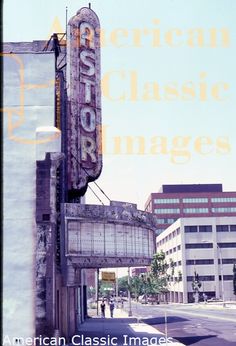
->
127;267;132;316
218;245;225;307
96;268;99;316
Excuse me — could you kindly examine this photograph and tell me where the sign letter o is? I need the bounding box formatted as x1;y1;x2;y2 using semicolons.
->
81;106;96;132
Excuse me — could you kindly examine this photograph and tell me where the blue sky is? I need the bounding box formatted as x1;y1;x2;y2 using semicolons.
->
4;0;236;209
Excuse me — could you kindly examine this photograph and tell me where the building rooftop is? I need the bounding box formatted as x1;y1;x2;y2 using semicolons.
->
160;184;223;194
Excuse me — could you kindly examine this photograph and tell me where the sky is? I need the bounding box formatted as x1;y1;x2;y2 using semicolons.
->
3;0;236;210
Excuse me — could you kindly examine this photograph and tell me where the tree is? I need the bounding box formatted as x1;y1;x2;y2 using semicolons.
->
131;275;144;301
118;275;129;295
151;250;168;277
99;281;114;298
150;250;169;299
177;270;182;282
192;270;202;303
168;258;176;302
233;263;236;296
87;286;96;299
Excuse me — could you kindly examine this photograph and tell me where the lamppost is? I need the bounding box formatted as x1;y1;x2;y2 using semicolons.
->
141;274;147;304
127;267;132;316
217;244;225;307
202;240;225;307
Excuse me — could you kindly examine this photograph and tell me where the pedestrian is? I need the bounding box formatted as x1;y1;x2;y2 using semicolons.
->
109;300;115;318
100;299;106;318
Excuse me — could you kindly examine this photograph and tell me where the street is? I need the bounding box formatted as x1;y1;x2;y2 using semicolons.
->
123;301;236;346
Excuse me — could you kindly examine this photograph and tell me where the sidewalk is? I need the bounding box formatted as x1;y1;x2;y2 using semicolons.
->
71;307;185;346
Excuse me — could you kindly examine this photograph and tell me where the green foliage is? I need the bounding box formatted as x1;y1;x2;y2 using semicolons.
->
177;270;182;282
87;286;96;298
169;258;175;277
150;250;169;293
131;275;144;299
118;275;129;292
151;250;168;277
99;281;113;297
192;270;202;292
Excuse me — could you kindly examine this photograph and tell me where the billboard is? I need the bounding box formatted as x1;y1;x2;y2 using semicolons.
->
67;7;102;196
101;272;116;282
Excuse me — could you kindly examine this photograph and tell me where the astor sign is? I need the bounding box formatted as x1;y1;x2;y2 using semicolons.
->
67;7;102;196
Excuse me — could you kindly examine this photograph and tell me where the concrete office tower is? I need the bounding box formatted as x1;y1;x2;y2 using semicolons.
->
156;216;236;303
145;184;236;234
3;42;61;341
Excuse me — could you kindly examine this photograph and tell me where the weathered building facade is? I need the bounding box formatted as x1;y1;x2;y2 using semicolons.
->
3;6;158;344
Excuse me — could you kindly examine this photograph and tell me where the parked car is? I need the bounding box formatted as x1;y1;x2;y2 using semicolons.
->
147;296;159;304
138;295;147;304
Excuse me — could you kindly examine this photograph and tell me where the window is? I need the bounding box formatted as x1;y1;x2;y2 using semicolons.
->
196;259;214;265
173;247;177;252
220;275;234;281
154;198;180;204
177;245;181;250
185;243;213;249
212;207;236;213
187;276;194;282
218;242;236;248
183;208;208;213
156;218;177;225
230;225;236;232
219;258;236;264
186;259;214;265
177;228;181;235
199;225;212;232
183;197;208;203
169;249;173;254
216;225;229;232
154;208;180;214
187;276;214;281
178;260;182;266
185;226;197;233
200;276;215;281
156;219;165;224
211;197;236;203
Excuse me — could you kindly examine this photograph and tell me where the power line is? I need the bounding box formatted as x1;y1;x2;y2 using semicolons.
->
87;184;104;205
70;152;111;203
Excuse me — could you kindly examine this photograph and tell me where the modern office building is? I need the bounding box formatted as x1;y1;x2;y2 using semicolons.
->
156;216;236;303
145;184;236;234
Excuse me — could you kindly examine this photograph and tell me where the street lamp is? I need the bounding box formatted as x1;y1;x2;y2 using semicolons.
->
202;240;225;307
127;267;132;316
217;244;226;307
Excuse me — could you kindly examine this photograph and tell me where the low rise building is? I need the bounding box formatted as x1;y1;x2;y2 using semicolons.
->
156;216;236;303
131;267;147;277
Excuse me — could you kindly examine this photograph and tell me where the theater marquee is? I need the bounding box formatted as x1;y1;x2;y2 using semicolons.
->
62;202;157;269
67;7;102;195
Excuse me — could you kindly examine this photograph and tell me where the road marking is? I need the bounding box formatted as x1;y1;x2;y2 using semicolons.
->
152;307;236;323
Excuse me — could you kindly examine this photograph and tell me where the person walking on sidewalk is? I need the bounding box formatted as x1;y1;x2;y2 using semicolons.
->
100;299;106;318
109;300;115;318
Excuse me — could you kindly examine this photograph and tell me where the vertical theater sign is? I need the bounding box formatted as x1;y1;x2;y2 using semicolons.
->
67;7;102;196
